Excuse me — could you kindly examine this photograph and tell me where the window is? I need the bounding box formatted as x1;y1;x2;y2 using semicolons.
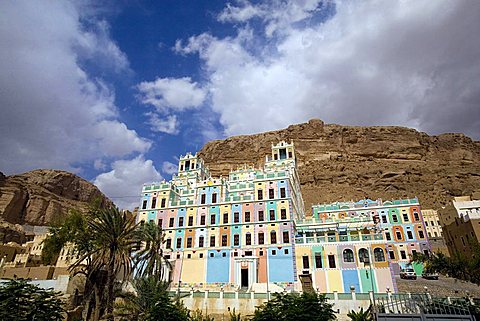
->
222;252;226;257
343;249;354;263
328;255;336;268
269;209;275;220
234;234;240;246
407;231;413;239
431;221;435;226
161;198;166;207
176;238;182;249
258;232;265;244
358;248;369;263
257;189;263;200
414;212;420;221
223;213;228;224
169;218;174;227
461;236;466;246
402;213;409;222
270;231;277;244
374;248;385;262
382;216;387;223
142;200;147;209
210;253;214;258
158;219;163;227
210;235;215;247
385;232;391;241
199;236;204;247
200;215;206;225
259;251;263;256
396;231;402;240
268;188;274;199
400;250;407;260
210;214;216;225
179;217;184;227
199;253;203;258
166;238;172;249
234;212;240;223
188;216;194;226
284;249;289;254
151;197;157;208
222;234;228;246
258;210;264;221
212;193;217;203
315;253;322;268
281;209;287;220
283;231;289;243
186;237;192;248
245;211;251;222
389;250;395;260
246;233;252;245
187;254;191;259
392;214;398;223
433;231;437;237
272;250;277;255
280;187;286;198
302;256;310;269
201;194;206;204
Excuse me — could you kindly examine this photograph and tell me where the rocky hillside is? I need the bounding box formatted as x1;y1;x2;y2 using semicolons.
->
199;119;480;213
0;169;110;242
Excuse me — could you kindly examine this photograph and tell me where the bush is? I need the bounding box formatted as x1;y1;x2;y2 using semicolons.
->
251;292;336;321
0;279;64;321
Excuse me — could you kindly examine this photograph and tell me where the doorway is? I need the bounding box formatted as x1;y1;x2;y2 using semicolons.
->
241;268;248;288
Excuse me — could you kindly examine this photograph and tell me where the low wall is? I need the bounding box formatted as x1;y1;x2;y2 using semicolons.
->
174;290;374;318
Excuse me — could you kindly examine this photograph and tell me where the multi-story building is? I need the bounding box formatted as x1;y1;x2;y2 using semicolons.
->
136;141;431;293
441;195;480;257
137;141;304;291
421;209;448;255
295;198;429;293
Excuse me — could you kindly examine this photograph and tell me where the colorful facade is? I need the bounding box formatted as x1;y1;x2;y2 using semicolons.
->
136;141;431;293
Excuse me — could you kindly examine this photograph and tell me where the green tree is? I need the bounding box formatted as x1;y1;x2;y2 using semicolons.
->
42;205;140;321
134;221;172;281
0;279;64;321
347;305;373;321
412;242;480;285
115;276;189;321
251;292;336;321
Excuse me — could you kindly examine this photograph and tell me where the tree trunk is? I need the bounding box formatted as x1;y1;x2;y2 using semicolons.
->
106;259;116;321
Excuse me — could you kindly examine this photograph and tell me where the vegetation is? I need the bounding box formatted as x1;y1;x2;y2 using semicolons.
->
115;275;190;321
134;221;172;281
0;278;64;321
251;292;336;321
412;241;480;285
347;305;373;321
43;205;141;321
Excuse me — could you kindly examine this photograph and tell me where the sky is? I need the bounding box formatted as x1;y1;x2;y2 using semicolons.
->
1;1;480;209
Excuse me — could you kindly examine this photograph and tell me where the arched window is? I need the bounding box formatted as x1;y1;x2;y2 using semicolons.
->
358;248;369;263
343;249;354;263
374;248;385;262
270;231;277;244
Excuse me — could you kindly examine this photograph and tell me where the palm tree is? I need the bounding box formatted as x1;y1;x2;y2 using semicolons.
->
72;206;139;321
134;221;172;281
347;305;373;321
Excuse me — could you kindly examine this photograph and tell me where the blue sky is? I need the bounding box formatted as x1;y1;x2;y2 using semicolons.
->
1;1;479;209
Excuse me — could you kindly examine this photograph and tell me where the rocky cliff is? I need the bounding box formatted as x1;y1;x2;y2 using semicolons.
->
0;169;110;242
199;119;480;213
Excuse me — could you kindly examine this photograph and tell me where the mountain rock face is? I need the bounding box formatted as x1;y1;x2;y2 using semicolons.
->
199;119;480;213
0;169;110;242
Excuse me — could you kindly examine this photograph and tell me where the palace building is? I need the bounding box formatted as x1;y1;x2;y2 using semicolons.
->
136;142;430;293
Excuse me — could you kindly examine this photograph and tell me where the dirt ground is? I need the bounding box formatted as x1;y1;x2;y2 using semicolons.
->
396;275;480;298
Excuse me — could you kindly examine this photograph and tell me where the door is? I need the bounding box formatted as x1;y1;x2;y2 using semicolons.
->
241;268;248;287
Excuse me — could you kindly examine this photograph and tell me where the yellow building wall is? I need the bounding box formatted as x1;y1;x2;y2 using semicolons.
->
181;250;206;284
326;270;343;292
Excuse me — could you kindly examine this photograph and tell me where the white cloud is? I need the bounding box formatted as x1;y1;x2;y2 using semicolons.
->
146;113;179;135
162;161;178;176
0;1;148;174
94;155;162;210
175;0;480;139
137;77;206;112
